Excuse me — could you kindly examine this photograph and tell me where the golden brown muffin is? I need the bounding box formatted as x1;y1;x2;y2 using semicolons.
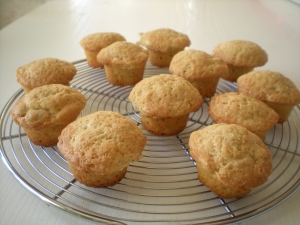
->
80;32;126;68
137;28;191;68
16;58;77;93
10;84;87;147
57;111;146;188
169;49;228;98
97;41;149;86
212;40;268;81
237;70;300;123
189;123;273;199
128;74;203;136
208;92;279;140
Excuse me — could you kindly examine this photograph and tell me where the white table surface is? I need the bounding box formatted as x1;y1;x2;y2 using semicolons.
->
0;0;300;224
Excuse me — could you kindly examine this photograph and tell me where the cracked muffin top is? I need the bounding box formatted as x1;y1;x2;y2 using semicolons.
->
97;41;149;69
189;123;273;191
137;28;191;53
57;111;146;174
170;49;228;80
237;70;300;105
209;92;279;131
80;32;126;52
10;84;87;129
16;58;77;91
212;40;268;67
128;74;202;117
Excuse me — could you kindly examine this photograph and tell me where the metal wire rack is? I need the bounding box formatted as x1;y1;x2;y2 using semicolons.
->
1;59;299;225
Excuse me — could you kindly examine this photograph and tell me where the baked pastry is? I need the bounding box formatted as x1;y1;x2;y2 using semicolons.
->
208;92;279;140
80;32;126;68
237;70;300;123
212;40;268;81
169;49;228;98
97;41;149;86
128;74;202;136
189;123;273;199
57;111;146;188
16;58;77;93
137;28;191;68
10;84;87;147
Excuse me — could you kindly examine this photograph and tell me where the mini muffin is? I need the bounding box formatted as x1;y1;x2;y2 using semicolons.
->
237;70;300;123
10;84;87;147
16;58;77;93
97;41;149;86
189;123;273;199
208;92;279;140
57;111;146;188
137;28;191;68
128;74;203;136
80;32;126;68
212;40;268;81
169;49;228;98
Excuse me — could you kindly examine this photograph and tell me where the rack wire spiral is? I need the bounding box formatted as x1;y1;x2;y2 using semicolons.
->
0;59;299;225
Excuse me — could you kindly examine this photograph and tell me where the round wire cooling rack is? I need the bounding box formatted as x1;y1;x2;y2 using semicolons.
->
0;59;299;225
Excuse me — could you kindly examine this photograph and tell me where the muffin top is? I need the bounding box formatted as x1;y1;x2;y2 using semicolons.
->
57;111;146;174
80;32;126;51
189;123;272;190
209;92;279;131
237;70;300;105
16;58;77;89
212;40;268;67
97;41;149;69
169;49;228;80
10;84;87;129
137;28;191;53
128;74;203;117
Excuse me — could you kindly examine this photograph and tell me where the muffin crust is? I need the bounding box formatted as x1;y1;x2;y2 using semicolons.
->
128;74;202;118
170;49;228;97
189;123;273;198
57;111;146;187
208;92;279;139
237;70;300;105
97;41;149;69
10;84;87;146
16;58;77;93
213;40;268;67
80;32;126;52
